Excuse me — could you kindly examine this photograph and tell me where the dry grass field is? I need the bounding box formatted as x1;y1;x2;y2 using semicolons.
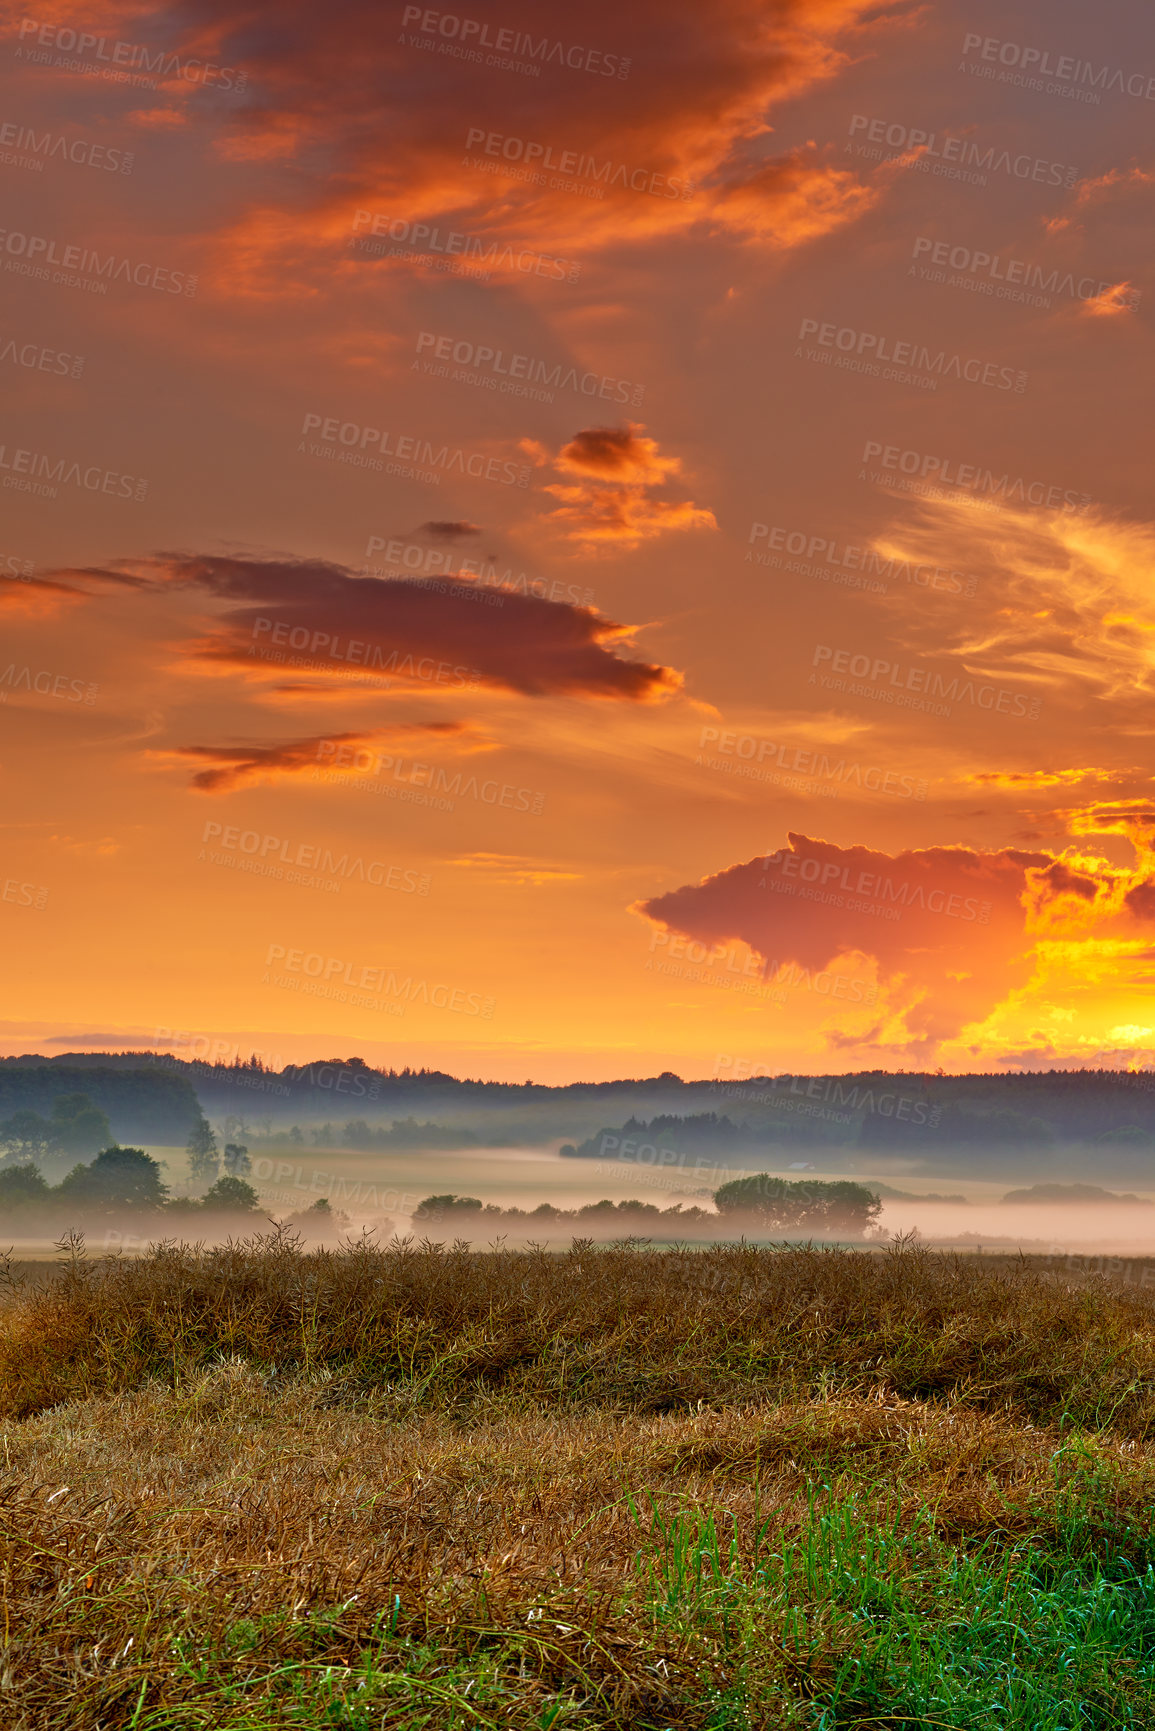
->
0;1234;1153;1727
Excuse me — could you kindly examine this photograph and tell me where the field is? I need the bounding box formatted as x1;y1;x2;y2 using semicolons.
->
0;1236;1154;1728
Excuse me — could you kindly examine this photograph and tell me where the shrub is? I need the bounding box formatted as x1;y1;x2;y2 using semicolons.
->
0;1163;52;1208
713;1174;882;1236
55;1146;167;1211
414;1193;484;1223
199;1175;262;1213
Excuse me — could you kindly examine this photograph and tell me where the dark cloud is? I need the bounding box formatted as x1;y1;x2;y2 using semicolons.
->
52;553;682;701
638;833;1054;1047
639;828;1155;1052
555;426;672;482
153;723;467;792
417;522;481;541
120;0;907;292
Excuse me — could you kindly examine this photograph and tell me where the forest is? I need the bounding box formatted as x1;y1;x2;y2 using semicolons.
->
6;1056;1155;1182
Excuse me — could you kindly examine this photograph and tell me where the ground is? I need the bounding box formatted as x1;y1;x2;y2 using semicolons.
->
0;1237;1153;1727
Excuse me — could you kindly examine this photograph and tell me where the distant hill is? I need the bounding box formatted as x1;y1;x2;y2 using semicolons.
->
9;1056;1155;1181
1000;1183;1151;1205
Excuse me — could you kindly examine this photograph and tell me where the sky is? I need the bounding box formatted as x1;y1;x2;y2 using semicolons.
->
1;0;1153;1082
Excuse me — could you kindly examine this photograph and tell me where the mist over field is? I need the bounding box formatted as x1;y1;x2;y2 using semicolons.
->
5;1057;1155;1272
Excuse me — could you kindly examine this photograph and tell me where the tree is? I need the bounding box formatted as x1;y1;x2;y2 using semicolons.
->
0;1095;112;1170
57;1146;168;1210
221;1142;251;1178
200;1174;262;1213
413;1194;483;1223
1095;1125;1154;1147
0;1164;51;1208
283;1197;352;1235
186;1117;219;1183
49;1094;112;1158
0;1109;56;1165
713;1175;882;1237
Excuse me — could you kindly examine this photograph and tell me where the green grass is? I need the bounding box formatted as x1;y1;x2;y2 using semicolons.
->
91;1491;1155;1729
630;1491;1155;1728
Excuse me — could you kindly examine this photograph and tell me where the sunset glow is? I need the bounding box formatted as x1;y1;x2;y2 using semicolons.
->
2;0;1152;1081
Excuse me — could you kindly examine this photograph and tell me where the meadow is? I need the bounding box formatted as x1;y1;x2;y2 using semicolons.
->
0;1234;1153;1728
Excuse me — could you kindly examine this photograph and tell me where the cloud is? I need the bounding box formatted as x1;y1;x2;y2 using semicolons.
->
416;521;481;541
0;564;148;618
538;423;716;548
42;1033;157;1048
56;553;681;701
554;425;682;484
966;768;1123;790
636;822;1155;1054
127;107;190;130
542;487;717;548
1079;281;1140;318
150;723;470;792
858;494;1155;712
448;852;581;886
155;0;914;292
0;576;90;618
638;833;1055;1048
706;151;883;247
1046;165;1155;234
1060;801;1155;860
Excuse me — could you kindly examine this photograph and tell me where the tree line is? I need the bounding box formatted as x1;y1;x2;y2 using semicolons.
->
414;1176;881;1237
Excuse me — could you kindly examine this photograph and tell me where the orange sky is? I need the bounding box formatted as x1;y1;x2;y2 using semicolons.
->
1;0;1153;1080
